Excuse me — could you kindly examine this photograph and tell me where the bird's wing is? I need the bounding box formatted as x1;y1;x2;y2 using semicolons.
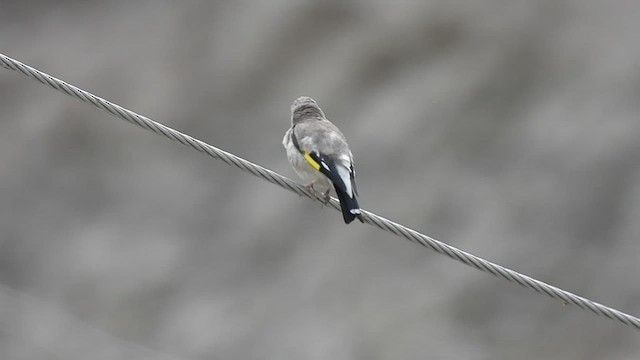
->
293;120;356;197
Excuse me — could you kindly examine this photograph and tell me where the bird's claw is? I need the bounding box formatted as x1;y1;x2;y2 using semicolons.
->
303;182;330;205
322;189;331;204
304;181;316;192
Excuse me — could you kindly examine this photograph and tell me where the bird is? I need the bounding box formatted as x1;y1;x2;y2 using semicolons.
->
283;96;363;224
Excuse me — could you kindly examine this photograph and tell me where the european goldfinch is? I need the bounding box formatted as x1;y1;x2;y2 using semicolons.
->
283;96;363;224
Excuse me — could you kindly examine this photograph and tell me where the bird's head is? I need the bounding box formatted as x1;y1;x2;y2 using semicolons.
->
291;96;325;124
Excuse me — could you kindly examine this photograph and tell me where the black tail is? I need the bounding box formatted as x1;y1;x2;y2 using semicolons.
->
334;187;363;224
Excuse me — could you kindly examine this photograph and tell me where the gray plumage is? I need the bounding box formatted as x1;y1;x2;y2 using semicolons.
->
283;97;363;224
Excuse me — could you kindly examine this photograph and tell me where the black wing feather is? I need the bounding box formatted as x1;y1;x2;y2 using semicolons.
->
308;152;362;224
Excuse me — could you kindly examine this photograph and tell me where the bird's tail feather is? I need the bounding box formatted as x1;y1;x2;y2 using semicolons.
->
334;187;363;224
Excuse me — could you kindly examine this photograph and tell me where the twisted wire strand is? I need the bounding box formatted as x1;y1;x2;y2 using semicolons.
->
2;52;639;331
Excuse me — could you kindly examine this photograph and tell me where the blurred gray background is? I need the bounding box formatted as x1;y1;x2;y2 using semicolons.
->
1;1;639;359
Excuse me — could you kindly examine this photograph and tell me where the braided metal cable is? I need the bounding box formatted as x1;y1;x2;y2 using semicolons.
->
2;52;639;331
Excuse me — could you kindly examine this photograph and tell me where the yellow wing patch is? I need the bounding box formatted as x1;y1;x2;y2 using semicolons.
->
303;152;321;171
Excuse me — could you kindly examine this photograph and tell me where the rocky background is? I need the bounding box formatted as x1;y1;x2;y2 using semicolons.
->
1;1;639;359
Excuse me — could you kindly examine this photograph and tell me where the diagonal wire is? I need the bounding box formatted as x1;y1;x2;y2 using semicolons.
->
2;52;639;331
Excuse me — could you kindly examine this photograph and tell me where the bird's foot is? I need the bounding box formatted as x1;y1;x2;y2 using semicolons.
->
303;182;330;204
322;189;331;204
304;181;316;192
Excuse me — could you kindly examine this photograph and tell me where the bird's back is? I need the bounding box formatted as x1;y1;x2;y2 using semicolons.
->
294;119;350;159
